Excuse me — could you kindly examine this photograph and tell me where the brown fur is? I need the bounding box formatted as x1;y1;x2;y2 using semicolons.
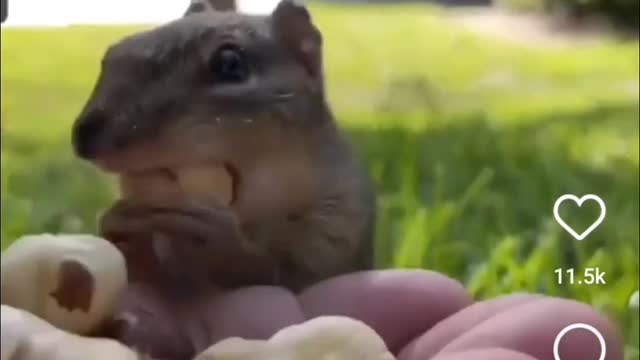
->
72;2;376;358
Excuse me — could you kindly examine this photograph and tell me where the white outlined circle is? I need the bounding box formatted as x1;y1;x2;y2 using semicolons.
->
553;323;606;360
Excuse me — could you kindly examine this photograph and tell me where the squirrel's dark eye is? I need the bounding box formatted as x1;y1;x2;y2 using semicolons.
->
209;45;249;83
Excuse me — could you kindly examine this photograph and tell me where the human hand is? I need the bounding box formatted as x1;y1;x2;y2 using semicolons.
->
180;270;622;360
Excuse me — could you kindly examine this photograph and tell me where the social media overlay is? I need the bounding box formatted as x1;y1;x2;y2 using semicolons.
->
553;194;606;241
553;323;606;360
552;195;609;360
554;268;606;286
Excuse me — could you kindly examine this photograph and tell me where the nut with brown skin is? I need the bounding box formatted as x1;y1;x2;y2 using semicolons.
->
0;234;127;336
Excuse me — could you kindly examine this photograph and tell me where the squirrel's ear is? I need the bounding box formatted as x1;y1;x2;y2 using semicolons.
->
271;0;323;79
184;0;236;16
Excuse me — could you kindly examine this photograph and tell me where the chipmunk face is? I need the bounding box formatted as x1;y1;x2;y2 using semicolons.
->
72;1;327;216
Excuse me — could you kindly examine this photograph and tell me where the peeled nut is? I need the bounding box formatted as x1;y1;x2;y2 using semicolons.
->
119;164;233;207
119;169;182;208
1;305;141;360
194;316;395;360
0;234;127;335
178;165;233;205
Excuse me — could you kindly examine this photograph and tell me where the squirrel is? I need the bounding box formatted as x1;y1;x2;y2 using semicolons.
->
72;0;375;293
71;1;376;358
70;3;376;356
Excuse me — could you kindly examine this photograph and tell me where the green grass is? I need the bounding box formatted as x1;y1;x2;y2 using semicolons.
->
2;3;639;357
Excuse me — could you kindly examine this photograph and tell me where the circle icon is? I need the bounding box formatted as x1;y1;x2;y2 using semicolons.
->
553;323;606;360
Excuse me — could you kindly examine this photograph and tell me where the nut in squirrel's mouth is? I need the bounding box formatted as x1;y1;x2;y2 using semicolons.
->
117;163;238;208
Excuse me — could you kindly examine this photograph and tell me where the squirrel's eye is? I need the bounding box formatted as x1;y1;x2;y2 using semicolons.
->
209;45;249;83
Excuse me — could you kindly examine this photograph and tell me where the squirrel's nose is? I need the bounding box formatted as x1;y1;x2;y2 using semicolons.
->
72;110;108;159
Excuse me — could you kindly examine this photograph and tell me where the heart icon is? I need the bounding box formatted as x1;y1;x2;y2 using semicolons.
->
553;194;606;241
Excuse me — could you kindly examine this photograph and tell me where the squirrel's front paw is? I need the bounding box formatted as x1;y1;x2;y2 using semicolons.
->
99;199;275;287
100;198;242;254
0;234;127;336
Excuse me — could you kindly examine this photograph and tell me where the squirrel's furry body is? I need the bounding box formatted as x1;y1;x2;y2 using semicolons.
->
71;2;376;358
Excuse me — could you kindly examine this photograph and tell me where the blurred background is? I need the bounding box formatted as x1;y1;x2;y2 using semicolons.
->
1;0;639;357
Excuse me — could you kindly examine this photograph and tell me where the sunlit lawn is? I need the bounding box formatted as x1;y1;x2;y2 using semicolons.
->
2;3;639;357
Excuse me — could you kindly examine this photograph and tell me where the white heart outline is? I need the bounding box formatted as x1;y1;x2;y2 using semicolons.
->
553;194;606;241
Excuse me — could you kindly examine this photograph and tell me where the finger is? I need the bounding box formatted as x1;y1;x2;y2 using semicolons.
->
436;297;623;360
398;293;543;359
102;211;221;242
297;269;471;353
99;199;235;240
191;286;306;353
430;348;539;360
